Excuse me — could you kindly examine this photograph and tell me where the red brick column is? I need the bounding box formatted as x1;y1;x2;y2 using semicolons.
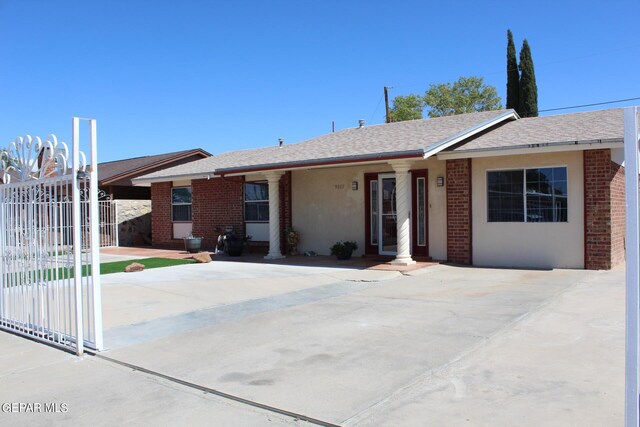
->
611;162;626;266
151;182;173;246
584;149;625;269
446;159;472;264
279;171;292;254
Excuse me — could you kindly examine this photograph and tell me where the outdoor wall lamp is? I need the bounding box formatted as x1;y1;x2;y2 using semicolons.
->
352;181;358;190
436;176;445;187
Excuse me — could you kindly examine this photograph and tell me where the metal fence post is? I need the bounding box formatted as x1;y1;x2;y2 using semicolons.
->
71;118;84;356
0;186;4;319
88;119;103;350
114;199;119;248
624;106;640;427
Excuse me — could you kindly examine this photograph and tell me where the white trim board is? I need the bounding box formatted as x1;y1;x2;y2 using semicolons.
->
437;140;623;160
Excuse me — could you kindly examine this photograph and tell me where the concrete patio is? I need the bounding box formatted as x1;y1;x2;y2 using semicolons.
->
99;246;439;272
0;258;624;426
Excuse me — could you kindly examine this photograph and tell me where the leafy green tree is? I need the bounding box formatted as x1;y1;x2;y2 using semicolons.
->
423;76;502;118
506;29;520;111
389;94;424;122
518;39;538;117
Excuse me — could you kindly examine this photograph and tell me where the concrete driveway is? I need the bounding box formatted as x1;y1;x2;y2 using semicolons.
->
0;262;624;426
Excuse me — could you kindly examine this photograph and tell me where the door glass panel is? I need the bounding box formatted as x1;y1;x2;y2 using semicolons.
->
370;181;378;245
381;177;397;253
417;177;426;246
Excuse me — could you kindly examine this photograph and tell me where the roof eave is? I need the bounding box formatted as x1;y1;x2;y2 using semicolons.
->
216;150;425;176
436;138;624;160
422;110;519;159
132;172;220;186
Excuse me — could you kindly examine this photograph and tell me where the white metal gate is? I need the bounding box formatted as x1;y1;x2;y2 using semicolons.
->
0;118;103;355
98;199;118;247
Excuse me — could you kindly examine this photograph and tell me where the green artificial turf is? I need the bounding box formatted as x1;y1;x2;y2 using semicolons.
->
3;257;195;285
98;257;195;275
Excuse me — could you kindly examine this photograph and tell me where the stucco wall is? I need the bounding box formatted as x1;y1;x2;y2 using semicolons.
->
291;158;447;259
472;151;584;269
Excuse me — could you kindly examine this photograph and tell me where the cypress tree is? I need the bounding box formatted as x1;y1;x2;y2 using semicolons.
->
518;39;538;117
506;30;520;111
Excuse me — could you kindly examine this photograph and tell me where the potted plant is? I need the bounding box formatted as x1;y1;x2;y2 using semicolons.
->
183;234;203;253
224;234;245;256
330;240;358;260
286;227;300;255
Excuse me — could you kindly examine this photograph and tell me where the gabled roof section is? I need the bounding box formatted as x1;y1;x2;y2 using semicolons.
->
98;148;211;185
442;108;623;156
133;110;516;183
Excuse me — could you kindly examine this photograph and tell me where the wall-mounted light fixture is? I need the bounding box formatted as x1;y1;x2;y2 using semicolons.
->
352;181;358;190
436;176;445;187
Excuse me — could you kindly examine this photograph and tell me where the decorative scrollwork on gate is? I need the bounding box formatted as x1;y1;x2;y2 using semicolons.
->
0;134;87;184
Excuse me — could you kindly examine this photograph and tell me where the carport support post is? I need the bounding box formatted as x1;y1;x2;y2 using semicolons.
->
390;160;416;265
264;171;285;260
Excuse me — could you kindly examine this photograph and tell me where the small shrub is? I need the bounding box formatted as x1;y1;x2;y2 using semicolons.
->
330;240;358;257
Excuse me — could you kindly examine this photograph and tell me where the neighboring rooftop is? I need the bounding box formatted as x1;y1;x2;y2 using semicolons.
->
447;108;624;153
98;148;211;186
134;109;515;182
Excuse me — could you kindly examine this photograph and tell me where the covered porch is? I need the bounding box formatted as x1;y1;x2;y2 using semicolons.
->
235;156;448;266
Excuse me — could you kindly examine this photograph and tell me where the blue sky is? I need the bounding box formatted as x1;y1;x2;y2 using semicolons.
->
0;0;638;162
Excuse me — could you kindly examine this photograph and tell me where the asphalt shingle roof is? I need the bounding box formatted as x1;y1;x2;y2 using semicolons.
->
448;108;624;153
98;149;210;183
134;108;625;183
136;110;512;181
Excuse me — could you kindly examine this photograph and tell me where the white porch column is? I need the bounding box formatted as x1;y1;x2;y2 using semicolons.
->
264;171;285;260
390;160;416;265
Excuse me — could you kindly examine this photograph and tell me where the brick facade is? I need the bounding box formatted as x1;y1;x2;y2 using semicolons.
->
151;174;292;253
446;158;472;264
192;176;244;250
584;149;625;269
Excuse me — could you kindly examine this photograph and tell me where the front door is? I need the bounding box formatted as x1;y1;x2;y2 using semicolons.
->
364;170;429;258
379;174;397;255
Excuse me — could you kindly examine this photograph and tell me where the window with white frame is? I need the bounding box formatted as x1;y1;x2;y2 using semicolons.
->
244;182;269;222
172;187;192;222
487;167;568;223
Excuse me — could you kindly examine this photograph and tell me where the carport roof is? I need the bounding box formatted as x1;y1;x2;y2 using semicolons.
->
99;148;211;185
133;109;516;183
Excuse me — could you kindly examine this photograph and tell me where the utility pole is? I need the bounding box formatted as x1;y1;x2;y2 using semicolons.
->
384;86;391;123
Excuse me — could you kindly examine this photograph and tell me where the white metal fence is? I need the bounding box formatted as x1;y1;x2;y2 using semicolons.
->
0;119;103;355
98;200;118;247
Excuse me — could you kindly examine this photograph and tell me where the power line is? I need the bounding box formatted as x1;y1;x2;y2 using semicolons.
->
390;43;640;91
368;93;384;124
375;93;639;123
538;96;640;113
